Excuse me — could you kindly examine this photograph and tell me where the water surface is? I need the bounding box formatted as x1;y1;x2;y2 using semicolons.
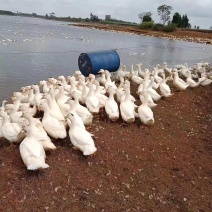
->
0;15;212;101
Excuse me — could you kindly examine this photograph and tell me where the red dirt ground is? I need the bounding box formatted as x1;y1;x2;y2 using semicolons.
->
0;83;212;211
73;23;212;45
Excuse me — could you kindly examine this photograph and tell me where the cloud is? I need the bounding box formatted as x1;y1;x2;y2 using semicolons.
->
1;0;211;29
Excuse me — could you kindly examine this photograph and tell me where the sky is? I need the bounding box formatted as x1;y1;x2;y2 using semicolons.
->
1;0;212;29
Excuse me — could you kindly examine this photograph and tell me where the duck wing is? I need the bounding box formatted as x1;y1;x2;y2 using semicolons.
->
70;127;94;147
20;138;45;158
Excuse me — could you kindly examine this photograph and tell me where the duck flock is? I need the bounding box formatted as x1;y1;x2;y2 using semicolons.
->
0;61;211;171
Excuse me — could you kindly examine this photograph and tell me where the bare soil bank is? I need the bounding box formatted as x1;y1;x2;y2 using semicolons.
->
0;82;212;211
73;23;212;45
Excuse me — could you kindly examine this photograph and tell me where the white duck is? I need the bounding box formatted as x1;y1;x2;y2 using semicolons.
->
122;65;131;79
58;75;72;93
0;110;26;144
0;100;8;111
89;74;106;95
22;112;56;151
159;73;173;97
198;76;212;86
136;91;154;125
68;76;82;100
19;104;37;117
76;75;86;92
56;84;70;117
116;65;125;79
146;76;161;102
67;106;85;129
130;64;138;76
79;80;89;104
73;70;82;81
179;63;190;78
31;84;43;107
39;102;67;139
19;123;49;170
131;71;143;85
43;91;66;124
173;71;189;91
94;80;108;108
67;113;97;156
186;72;199;88
120;80;136;103
98;69;107;86
116;77;125;103
26;86;35;106
68;92;93;127
156;64;165;74
153;67;163;83
136;63;145;78
191;69;199;80
40;80;50;93
5;104;26;127
139;89;157;109
13;91;29;104
163;62;172;75
85;82;100;114
104;70;117;91
120;85;135;123
105;86;119;121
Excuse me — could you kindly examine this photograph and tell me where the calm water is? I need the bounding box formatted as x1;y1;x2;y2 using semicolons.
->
0;15;212;102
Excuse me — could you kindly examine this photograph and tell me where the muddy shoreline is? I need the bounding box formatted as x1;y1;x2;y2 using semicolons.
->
72;23;212;45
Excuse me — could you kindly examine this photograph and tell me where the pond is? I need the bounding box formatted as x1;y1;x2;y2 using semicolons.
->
0;15;211;102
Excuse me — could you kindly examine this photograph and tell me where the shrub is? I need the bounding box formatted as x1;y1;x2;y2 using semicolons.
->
153;23;163;31
139;21;154;29
162;23;177;32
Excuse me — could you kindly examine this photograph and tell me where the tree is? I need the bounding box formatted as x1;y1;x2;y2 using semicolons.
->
138;12;152;23
32;13;38;17
92;15;99;22
90;13;99;22
181;14;189;28
50;12;55;18
172;12;181;27
90;13;93;21
143;15;152;22
157;4;173;25
210;26;212;30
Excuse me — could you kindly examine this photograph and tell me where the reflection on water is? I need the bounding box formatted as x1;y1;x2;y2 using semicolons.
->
0;15;212;101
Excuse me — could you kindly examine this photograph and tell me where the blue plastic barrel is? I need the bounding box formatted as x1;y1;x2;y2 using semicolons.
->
78;50;120;77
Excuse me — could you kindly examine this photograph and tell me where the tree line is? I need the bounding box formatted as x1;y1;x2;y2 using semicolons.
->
138;4;201;32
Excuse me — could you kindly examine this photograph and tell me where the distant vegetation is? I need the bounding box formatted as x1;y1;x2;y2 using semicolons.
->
0;9;137;26
138;4;211;32
0;10;14;16
0;8;211;31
